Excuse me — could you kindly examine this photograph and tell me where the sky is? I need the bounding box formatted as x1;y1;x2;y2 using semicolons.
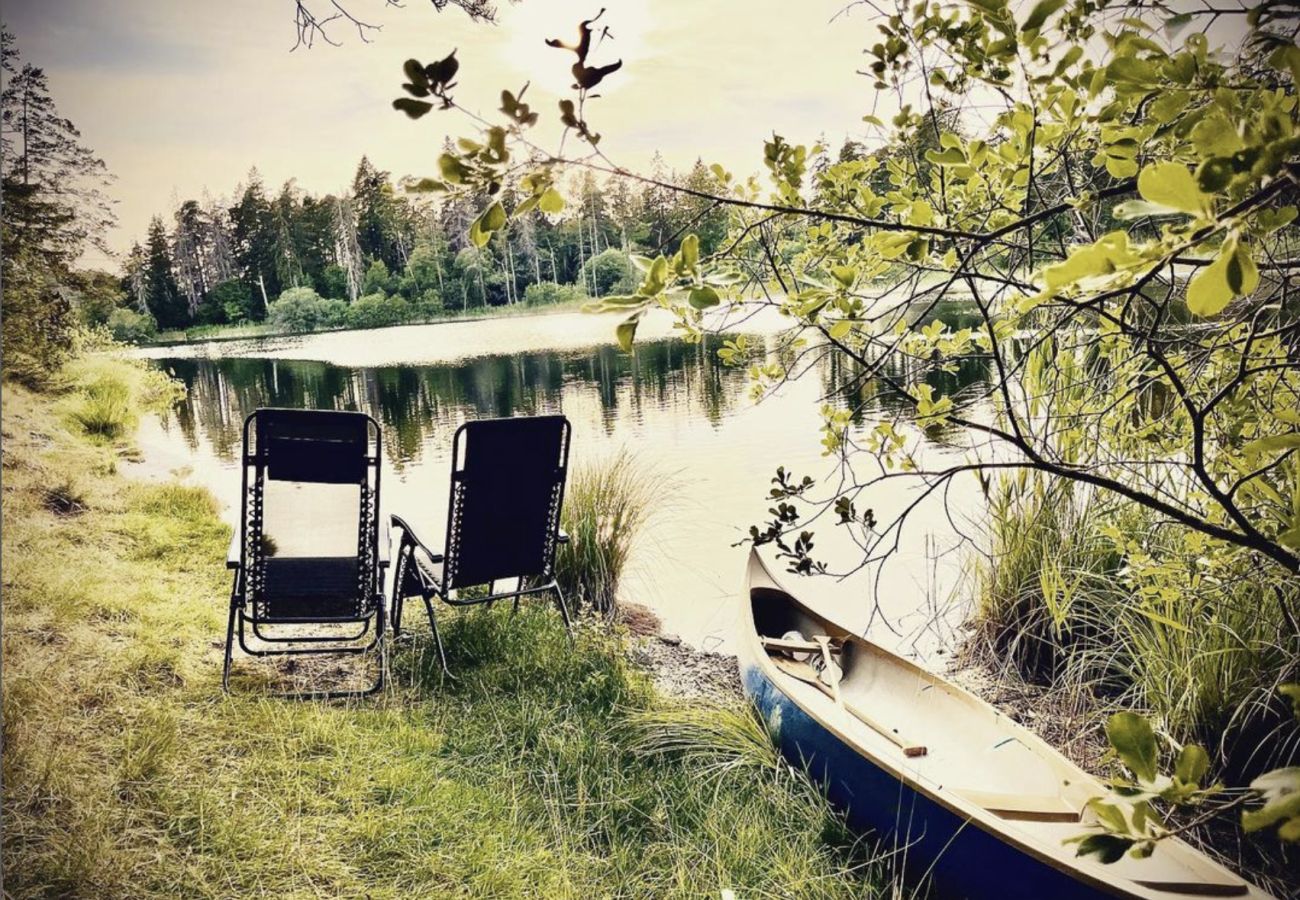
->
3;0;887;266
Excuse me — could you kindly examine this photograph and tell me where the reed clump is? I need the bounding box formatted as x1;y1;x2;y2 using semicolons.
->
972;472;1299;780
555;450;661;617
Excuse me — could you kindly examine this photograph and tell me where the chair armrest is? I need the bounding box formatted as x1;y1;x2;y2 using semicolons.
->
557;529;570;545
378;516;391;568
390;515;444;564
226;529;241;570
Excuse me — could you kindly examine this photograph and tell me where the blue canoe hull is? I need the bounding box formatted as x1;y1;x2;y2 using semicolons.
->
741;662;1117;900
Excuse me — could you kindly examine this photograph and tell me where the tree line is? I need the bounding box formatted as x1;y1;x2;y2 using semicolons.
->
117;149;730;338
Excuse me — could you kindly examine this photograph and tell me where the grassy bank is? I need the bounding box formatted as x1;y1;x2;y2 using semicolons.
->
1;357;886;898
144;298;588;348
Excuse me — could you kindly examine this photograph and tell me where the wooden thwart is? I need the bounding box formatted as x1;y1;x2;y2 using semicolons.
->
762;636;928;758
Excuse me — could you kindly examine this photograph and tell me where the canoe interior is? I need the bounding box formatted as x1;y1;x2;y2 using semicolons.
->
743;551;1264;900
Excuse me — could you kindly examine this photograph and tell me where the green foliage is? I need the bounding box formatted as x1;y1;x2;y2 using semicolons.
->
266;286;328;332
69;270;126;328
209;279;254;323
361;258;392;295
345;293;411;329
580;248;639;297
106;308;158;345
0;245;75;383
523;280;586;306
320;263;350;301
318;297;350;328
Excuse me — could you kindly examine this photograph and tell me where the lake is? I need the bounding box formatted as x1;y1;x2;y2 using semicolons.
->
136;307;991;660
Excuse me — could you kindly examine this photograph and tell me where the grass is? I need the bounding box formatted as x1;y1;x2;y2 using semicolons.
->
1;361;890;898
555;451;661;617
971;472;1299;780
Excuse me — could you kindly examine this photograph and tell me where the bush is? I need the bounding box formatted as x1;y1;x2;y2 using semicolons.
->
319;298;350;328
267;287;325;332
106;308;158;345
412;289;444;318
346;293;411;329
580;249;639;297
524;281;587;306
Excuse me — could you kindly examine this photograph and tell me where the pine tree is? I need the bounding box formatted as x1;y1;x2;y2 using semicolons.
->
144;216;186;329
351;156;405;270
171;199;211;316
228;170;279;313
0;27;114;267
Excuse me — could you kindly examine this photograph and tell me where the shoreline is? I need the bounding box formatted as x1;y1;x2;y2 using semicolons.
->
138;300;589;350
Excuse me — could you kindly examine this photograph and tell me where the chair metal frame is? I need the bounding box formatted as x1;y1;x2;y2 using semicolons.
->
222;408;389;698
389;415;574;677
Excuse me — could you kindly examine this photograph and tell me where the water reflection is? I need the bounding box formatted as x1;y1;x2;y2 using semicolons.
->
160;336;748;470
147;315;994;655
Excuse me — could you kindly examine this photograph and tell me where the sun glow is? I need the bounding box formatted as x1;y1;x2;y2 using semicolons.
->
499;0;651;101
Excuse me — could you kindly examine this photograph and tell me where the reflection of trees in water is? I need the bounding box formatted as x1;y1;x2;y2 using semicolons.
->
158;334;746;466
822;346;993;443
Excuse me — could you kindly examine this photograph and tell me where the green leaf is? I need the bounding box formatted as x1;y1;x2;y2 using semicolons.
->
438;153;469;184
688;286;720;310
680;234;700;270
1174;745;1210;787
392;98;435;120
1137;162;1210;216
828;320;853;340
1107;712;1159;783
1186;251;1235;317
925;147;967;167
482;201;507;231
615;315;641;353
830;266;856;289
1195;158;1234;194
538;188;565;214
1070;833;1134;864
1243;767;1300;839
403;59;428;88
1242;433;1300;455
1021;0;1065;32
1113;200;1183;221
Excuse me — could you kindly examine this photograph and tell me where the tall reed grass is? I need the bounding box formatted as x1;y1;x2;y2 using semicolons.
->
555;451;661;617
973;471;1299;778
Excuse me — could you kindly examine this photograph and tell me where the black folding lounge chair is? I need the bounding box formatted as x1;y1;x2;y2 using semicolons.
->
223;408;388;697
390;415;574;676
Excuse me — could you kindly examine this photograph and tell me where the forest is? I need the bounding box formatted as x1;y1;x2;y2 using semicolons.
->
108;154;731;341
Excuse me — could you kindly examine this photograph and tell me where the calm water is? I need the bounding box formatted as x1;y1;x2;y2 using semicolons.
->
138;309;991;659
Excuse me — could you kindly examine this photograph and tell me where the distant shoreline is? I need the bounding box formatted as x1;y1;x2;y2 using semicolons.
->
138;299;587;349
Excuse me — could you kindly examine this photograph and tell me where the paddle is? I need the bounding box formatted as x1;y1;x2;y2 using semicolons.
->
762;635;928;758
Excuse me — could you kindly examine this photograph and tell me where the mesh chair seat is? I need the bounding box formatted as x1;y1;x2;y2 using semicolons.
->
263;557;363;620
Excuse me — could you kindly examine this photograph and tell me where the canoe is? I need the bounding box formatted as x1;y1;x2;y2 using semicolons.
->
737;549;1272;900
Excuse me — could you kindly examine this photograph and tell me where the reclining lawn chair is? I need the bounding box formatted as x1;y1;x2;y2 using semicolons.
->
390;415;573;676
223;408;388;697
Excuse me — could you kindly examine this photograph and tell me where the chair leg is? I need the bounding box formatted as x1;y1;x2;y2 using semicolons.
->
222;596;239;694
422;592;456;679
553;582;574;645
